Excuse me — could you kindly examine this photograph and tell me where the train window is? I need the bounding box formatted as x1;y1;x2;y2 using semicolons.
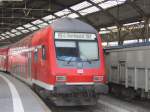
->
42;45;46;60
79;42;98;60
34;48;38;61
55;41;78;61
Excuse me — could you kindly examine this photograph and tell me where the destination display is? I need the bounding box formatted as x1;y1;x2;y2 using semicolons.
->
55;32;96;40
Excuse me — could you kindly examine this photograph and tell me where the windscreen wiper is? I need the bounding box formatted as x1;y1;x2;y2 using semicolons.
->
79;52;91;64
67;57;74;64
57;57;66;61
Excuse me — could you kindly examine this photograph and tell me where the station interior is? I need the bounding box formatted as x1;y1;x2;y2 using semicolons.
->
0;0;150;112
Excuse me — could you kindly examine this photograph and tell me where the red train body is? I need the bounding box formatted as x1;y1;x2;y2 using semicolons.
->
0;18;108;106
0;48;8;71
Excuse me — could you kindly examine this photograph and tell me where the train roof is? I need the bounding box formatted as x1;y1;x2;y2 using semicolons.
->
51;18;97;33
104;42;150;51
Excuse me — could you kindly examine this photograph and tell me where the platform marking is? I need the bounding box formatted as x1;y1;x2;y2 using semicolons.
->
0;75;24;112
98;100;130;112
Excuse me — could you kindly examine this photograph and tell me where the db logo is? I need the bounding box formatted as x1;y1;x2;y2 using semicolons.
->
77;69;84;74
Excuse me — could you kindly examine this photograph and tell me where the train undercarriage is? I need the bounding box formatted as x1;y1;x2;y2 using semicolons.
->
33;83;108;106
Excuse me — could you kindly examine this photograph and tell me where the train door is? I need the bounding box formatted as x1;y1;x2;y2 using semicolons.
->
33;48;38;80
27;51;32;81
39;45;47;81
119;61;126;85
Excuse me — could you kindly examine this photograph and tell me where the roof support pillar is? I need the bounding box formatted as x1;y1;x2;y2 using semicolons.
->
117;25;123;45
143;17;150;42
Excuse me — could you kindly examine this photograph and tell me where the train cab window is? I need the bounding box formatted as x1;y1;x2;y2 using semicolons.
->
42;45;46;60
55;41;78;61
34;48;38;61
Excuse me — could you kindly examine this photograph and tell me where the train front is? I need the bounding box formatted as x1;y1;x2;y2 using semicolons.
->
50;18;108;106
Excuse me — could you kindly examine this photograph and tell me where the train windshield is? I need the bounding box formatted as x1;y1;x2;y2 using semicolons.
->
55;32;99;62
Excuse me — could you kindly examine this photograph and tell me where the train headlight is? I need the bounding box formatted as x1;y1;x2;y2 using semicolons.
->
56;76;66;82
93;76;103;82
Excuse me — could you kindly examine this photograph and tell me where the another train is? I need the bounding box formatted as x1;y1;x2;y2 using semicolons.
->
0;18;108;106
105;43;150;99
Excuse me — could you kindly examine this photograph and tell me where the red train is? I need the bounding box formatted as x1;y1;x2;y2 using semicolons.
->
0;18;108;106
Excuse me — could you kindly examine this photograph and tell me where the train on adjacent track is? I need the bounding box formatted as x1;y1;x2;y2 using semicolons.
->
0;18;108;106
104;43;150;99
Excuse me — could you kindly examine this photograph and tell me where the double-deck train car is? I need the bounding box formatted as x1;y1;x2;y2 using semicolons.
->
0;48;8;71
105;43;150;99
1;18;108;106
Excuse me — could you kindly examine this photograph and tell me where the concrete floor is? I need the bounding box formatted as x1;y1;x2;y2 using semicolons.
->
98;95;150;112
0;72;51;112
1;71;150;112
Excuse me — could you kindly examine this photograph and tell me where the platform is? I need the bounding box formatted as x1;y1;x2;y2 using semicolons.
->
98;95;150;112
0;72;51;112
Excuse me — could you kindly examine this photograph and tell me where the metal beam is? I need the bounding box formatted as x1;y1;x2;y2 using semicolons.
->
28;22;40;29
52;0;97;29
126;0;146;17
87;0;121;27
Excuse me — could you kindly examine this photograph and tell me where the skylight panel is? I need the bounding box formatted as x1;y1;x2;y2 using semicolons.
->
15;32;22;36
70;1;91;11
67;13;79;18
79;6;100;15
5;35;10;38
107;26;117;30
1;33;6;36
90;0;105;4
9;33;16;37
38;23;48;28
28;26;38;31
124;39;138;44
1;37;5;40
55;9;71;17
46;20;51;24
42;15;55;21
117;0;127;5
99;0;118;9
100;28;106;31
24;23;33;28
21;30;30;33
123;22;140;26
11;29;17;33
32;19;43;25
5;32;11;35
16;26;24;30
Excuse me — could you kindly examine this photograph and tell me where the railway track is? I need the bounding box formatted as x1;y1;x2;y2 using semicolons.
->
44;100;98;112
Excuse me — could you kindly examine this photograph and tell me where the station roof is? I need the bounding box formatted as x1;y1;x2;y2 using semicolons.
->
0;0;149;46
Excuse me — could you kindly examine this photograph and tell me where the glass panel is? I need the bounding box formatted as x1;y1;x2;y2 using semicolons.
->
70;1;91;11
42;15;55;21
38;23;48;28
79;42;98;60
24;23;33;28
79;6;100;15
90;0;105;4
28;26;38;31
99;1;117;9
32;19;43;25
55;9;71;17
99;0;126;9
55;41;78;61
16;27;24;30
67;13;79;18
